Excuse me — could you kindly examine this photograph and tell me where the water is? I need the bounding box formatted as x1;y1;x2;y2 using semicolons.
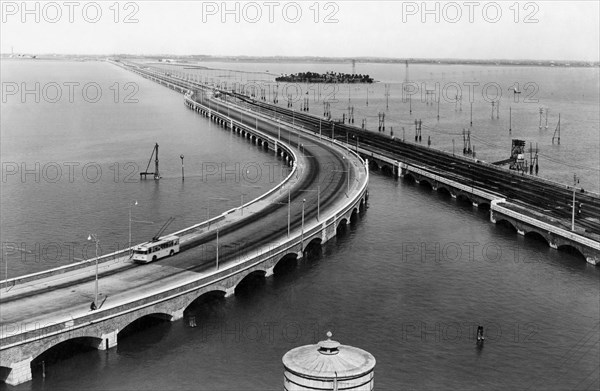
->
1;60;598;390
1;59;290;277
156;60;600;192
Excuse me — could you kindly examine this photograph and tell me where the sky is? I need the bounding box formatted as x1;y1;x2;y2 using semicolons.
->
1;0;599;61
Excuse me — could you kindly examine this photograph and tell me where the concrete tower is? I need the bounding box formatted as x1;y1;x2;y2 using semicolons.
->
282;332;376;390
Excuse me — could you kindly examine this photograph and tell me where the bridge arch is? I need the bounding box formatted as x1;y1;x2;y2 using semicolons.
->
403;173;416;183
183;290;227;315
303;238;323;260
477;202;491;210
419;179;434;190
336;218;349;235
350;208;359;224
29;336;103;378
117;313;173;342
495;218;518;233
456;193;472;205
273;253;299;275
234;270;267;295
557;244;586;260
381;164;393;176
437;185;452;197
524;230;549;246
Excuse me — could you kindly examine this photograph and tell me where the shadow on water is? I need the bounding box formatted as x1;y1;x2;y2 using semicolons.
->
28;338;102;382
116;314;172;354
233;271;267;300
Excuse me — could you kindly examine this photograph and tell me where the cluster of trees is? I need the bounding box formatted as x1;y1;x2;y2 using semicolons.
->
276;71;373;83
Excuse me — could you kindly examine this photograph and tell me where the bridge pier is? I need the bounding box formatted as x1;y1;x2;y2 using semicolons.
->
170;308;185;322
3;357;32;386
224;287;235;298
98;330;118;350
265;266;275;277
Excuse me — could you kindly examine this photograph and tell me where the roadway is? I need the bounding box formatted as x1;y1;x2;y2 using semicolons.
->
0;83;355;329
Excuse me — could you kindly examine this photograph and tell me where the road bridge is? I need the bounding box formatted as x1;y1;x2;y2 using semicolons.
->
124;62;600;265
0;64;369;386
207;87;599;265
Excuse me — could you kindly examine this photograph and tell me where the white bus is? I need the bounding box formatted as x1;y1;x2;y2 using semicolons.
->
132;235;180;264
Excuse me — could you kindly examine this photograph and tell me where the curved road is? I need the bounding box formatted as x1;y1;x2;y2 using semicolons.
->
0;85;356;327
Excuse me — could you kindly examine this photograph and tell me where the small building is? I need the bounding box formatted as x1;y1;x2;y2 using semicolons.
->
282;332;376;390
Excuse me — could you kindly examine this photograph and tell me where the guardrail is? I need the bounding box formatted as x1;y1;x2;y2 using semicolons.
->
0;105;369;350
0;92;298;291
491;200;600;249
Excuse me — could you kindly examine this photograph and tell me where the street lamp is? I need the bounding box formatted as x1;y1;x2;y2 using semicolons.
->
301;199;306;250
128;200;138;256
216;227;220;270
87;233;100;310
572;174;579;231
276;186;292;237
240;184;261;216
299;187;320;221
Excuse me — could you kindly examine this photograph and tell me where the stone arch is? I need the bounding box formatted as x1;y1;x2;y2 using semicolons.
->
183;290;227;315
477;202;491;210
524;230;549;245
403;173;416;183
336;218;349;234
117;313;173;341
557;244;586;260
273;253;299;275
303;238;323;260
419;179;434;190
350;208;359;224
381;164;393;176
358;198;365;213
30;336;103;378
234;269;267;295
456;193;472;205
437;186;452;197
368;160;380;171
495;218;518;232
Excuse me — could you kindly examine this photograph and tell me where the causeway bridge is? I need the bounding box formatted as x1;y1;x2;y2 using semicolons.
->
122;62;600;264
0;64;369;385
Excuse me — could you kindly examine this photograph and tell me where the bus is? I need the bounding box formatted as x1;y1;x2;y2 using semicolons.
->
132;235;180;264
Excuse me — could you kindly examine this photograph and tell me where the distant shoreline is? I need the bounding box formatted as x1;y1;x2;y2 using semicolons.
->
2;54;598;68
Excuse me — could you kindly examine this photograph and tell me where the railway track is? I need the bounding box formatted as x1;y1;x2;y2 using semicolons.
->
229;93;600;235
127;63;599;235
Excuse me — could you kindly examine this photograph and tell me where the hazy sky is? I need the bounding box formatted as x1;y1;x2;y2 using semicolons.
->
1;1;599;61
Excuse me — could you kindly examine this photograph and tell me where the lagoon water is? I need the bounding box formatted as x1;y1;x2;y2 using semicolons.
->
1;60;598;390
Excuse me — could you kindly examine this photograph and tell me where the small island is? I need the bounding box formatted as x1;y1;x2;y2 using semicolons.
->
275;71;373;83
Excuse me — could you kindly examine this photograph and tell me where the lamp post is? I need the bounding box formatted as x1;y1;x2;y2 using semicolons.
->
87;233;100;309
216;227;219;270
572;174;579;231
301;199;306;250
299;187;320;221
331;164;351;195
128;200;138;256
240;184;261;216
